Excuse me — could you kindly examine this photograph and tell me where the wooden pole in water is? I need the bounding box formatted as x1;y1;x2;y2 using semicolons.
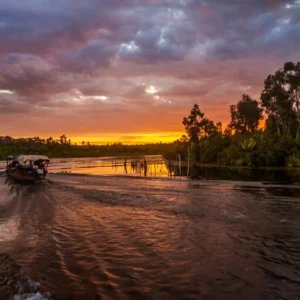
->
187;146;190;177
124;158;128;174
173;160;175;177
178;153;181;180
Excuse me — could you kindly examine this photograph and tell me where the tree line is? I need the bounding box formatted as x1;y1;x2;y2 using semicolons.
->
0;135;174;160
164;61;300;168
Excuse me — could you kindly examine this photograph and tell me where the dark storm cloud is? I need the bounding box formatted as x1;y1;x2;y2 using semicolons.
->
0;0;298;58
62;41;118;72
0;55;52;97
0;0;139;54
0;0;298;73
0;54;66;103
185;0;299;58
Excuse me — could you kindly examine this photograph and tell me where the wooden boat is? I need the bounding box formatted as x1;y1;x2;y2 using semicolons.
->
6;155;50;183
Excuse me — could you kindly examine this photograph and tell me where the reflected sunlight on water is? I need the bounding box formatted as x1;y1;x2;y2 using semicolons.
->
0;218;19;243
48;155;171;177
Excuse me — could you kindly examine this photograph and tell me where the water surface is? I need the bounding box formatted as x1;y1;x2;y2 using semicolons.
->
1;156;300;184
1;172;300;299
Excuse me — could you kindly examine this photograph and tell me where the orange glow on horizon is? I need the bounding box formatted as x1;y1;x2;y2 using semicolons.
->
69;132;185;145
12;132;185;145
12;120;265;145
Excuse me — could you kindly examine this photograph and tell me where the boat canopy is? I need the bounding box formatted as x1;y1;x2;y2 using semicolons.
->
17;155;49;164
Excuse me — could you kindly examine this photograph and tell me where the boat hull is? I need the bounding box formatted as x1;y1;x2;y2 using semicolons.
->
6;169;46;183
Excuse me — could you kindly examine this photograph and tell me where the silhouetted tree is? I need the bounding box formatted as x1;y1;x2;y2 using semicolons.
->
183;104;219;142
182;104;204;143
46;137;53;144
60;134;67;144
261;61;300;137
229;94;263;133
202;118;218;137
179;135;188;143
216;122;222;134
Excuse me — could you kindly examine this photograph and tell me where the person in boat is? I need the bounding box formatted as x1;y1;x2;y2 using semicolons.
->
6;155;50;182
8;159;19;169
38;163;47;176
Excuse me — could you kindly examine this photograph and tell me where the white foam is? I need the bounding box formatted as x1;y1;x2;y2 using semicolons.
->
14;292;49;300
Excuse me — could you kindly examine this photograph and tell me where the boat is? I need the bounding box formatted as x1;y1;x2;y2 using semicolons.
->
5;155;50;183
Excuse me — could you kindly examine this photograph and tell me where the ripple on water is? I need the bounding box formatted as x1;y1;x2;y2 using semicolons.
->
1;174;300;299
0;253;52;300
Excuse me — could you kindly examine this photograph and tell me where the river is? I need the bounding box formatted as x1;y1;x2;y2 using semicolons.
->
0;157;300;299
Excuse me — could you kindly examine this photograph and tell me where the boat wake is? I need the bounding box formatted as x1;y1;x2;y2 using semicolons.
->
1;173;300;299
0;253;53;300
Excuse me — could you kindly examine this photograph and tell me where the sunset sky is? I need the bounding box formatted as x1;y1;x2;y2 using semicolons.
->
0;0;299;144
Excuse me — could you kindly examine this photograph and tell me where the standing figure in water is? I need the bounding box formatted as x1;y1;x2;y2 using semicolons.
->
143;158;147;176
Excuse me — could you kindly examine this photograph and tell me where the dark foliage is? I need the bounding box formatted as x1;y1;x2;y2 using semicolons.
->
166;61;300;168
0;136;174;160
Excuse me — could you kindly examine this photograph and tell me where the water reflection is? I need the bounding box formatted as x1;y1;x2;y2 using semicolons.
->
2;156;300;184
47;155;170;178
172;165;300;184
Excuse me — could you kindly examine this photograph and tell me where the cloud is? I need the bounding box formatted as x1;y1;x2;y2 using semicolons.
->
62;41;118;72
0;94;32;113
160;84;210;99
0;54;56;102
0;0;299;139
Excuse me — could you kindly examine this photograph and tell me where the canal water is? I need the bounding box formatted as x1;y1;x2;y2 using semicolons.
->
0;156;300;299
1;155;300;183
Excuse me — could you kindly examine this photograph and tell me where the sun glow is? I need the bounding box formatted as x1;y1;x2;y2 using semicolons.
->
64;132;184;145
93;95;108;101
145;85;158;94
